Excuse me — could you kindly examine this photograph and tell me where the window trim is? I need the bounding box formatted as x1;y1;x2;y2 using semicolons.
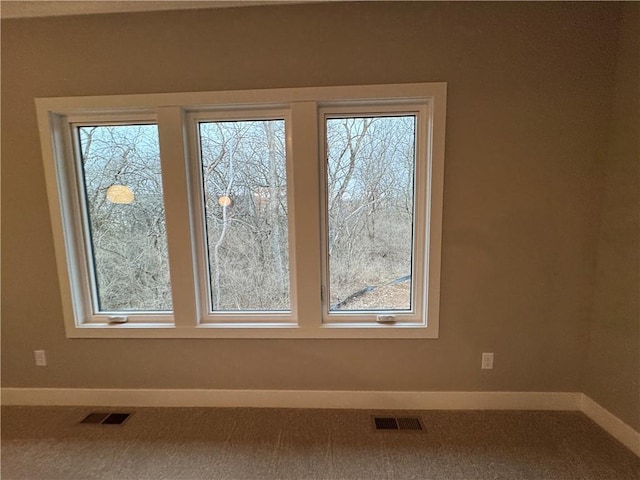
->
36;83;446;338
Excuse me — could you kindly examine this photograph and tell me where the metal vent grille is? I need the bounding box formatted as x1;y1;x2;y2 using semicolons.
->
374;417;399;430
373;416;424;431
81;412;131;425
396;417;423;430
80;412;109;424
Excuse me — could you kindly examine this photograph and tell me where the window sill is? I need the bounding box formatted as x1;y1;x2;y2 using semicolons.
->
67;322;438;339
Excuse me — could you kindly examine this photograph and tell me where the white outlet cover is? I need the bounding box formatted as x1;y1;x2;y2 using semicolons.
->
34;350;47;367
481;352;494;369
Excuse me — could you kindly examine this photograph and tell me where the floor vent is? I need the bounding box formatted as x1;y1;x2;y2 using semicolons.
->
373;416;424;431
80;412;131;425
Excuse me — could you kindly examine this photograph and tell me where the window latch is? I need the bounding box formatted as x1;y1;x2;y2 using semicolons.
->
376;315;396;324
108;316;128;324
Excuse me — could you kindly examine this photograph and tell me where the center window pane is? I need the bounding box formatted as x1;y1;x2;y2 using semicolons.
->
199;120;290;312
326;116;416;312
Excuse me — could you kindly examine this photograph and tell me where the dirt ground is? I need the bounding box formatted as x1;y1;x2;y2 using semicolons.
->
339;282;410;310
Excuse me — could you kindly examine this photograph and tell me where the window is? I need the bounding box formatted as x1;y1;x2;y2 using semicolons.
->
76;123;172;314
323;113;419;318
192;114;294;322
37;83;446;338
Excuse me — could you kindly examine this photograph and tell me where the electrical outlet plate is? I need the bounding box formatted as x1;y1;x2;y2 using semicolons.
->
34;350;47;366
481;352;494;370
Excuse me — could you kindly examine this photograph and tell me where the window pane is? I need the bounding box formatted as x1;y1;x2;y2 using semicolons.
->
326;116;416;311
199;120;290;312
77;125;172;312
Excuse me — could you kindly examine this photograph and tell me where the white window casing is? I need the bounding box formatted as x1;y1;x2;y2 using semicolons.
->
36;83;446;338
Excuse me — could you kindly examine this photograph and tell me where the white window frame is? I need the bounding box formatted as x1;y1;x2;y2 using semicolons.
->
36;83;446;339
70;115;173;324
319;104;429;326
187;109;298;325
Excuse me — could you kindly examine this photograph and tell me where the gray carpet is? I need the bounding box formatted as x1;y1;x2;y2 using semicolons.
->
1;406;638;479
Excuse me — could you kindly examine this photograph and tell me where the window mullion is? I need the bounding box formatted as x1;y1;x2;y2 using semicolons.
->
290;102;322;328
157;106;199;327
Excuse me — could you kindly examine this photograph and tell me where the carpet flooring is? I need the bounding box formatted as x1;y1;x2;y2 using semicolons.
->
1;406;638;479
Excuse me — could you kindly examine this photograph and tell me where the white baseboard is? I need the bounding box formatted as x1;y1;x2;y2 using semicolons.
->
1;388;579;411
2;388;637;456
580;393;640;457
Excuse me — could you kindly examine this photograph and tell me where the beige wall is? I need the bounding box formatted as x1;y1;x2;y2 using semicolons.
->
0;3;624;396
583;4;640;431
